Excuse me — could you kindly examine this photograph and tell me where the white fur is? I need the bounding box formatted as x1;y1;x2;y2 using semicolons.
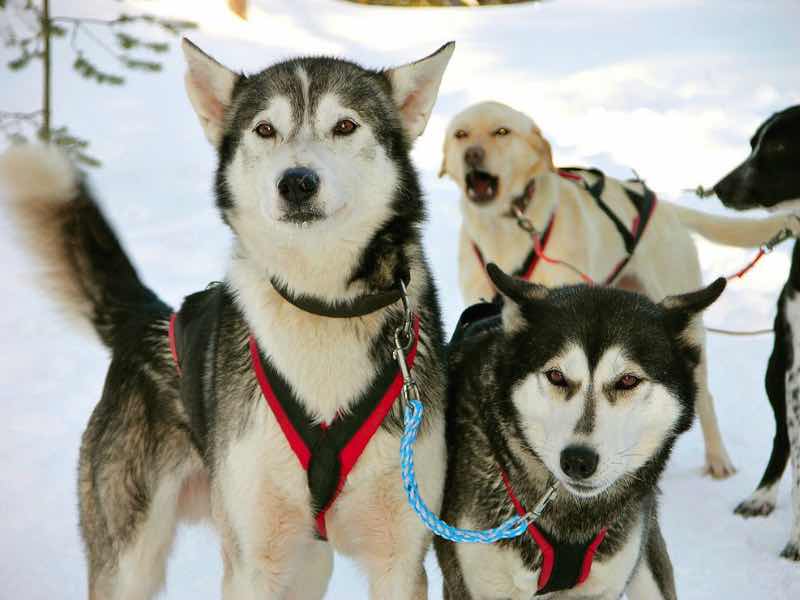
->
512;344;681;498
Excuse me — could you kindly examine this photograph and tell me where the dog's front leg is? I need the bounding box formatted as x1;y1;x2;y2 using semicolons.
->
332;426;445;600
214;414;320;600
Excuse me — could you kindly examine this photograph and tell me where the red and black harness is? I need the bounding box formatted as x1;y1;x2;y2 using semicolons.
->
501;471;606;595
169;280;418;540
471;168;657;291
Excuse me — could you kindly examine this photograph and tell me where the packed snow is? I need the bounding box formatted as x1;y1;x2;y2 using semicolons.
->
1;0;799;597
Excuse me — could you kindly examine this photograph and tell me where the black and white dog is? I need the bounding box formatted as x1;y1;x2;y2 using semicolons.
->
0;39;454;598
713;104;800;560
435;264;725;599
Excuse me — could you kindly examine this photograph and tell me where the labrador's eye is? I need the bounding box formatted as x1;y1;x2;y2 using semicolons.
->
333;119;359;136
454;129;468;139
253;122;276;139
494;127;510;136
615;374;641;391
545;369;568;388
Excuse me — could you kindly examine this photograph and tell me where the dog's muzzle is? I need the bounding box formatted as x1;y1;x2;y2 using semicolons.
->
277;167;324;223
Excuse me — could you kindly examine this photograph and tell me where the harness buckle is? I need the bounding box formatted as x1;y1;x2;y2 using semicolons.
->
764;225;797;253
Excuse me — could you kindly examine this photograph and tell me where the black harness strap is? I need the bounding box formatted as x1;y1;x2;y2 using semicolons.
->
559;167;658;285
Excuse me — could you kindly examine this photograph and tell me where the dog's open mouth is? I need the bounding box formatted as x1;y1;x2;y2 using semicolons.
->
465;170;499;204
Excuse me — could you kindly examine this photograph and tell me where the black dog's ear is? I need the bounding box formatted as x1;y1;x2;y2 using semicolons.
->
487;263;548;332
661;277;726;314
486;263;548;304
660;277;726;332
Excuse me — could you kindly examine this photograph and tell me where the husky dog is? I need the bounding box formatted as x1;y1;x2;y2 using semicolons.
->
0;39;454;599
434;264;726;599
440;101;800;480
713;104;800;560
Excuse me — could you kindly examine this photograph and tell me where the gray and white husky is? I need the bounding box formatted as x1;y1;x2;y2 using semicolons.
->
0;39;454;599
435;264;726;599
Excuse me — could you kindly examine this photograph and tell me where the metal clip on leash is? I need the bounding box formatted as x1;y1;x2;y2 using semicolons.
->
394;282;559;544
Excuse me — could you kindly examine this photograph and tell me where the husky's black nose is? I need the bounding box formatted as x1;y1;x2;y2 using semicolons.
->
560;445;599;480
278;167;320;204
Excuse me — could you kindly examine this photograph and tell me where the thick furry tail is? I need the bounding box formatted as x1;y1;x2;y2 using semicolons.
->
671;204;798;248
0;144;170;348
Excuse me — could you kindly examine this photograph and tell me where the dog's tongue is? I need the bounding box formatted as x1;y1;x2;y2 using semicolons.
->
472;177;490;197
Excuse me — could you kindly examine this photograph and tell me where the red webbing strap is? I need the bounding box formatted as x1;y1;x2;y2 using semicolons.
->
558;170;583;182
500;470;555;591
168;313;181;376
577;527;607;585
249;337;312;470
522;214;557;281
728;248;766;281
314;315;421;538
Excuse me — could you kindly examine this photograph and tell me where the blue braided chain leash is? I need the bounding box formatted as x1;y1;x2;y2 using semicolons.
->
400;395;536;543
392;282;557;544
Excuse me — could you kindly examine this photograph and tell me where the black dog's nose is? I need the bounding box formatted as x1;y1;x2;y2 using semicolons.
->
560;445;599;480
464;145;485;168
278;167;320;204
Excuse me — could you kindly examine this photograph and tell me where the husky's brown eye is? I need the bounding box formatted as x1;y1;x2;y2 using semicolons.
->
616;374;641;391
333;119;358;136
454;129;468;139
254;122;276;139
545;369;567;387
494;127;510;136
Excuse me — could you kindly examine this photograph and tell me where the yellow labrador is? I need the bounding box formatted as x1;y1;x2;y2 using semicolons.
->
440;100;800;479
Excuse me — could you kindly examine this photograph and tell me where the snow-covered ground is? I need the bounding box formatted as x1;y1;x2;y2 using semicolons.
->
1;0;799;597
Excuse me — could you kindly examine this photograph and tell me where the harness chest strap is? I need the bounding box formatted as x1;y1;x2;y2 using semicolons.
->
249;314;421;540
500;470;607;595
169;309;421;540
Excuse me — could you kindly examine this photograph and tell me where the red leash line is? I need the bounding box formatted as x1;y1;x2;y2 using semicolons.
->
727;248;766;281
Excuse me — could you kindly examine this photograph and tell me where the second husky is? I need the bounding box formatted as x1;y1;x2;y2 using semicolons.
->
435;264;726;599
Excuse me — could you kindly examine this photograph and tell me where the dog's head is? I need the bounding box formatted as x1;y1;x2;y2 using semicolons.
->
439;101;554;211
485;264;725;499
714;104;800;211
181;39;453;285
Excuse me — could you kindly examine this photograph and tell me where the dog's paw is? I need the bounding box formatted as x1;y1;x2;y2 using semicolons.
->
734;496;775;518
703;453;736;479
780;541;800;562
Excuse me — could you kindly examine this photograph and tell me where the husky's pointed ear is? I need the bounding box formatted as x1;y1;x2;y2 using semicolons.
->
487;263;548;330
385;42;455;141
182;38;240;146
660;277;726;330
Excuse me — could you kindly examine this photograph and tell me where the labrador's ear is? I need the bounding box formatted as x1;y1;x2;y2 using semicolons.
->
385;42;455;141
182;38;240;146
525;124;554;172
486;263;549;331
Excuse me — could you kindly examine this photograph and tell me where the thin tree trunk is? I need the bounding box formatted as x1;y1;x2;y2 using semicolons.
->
40;0;51;141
